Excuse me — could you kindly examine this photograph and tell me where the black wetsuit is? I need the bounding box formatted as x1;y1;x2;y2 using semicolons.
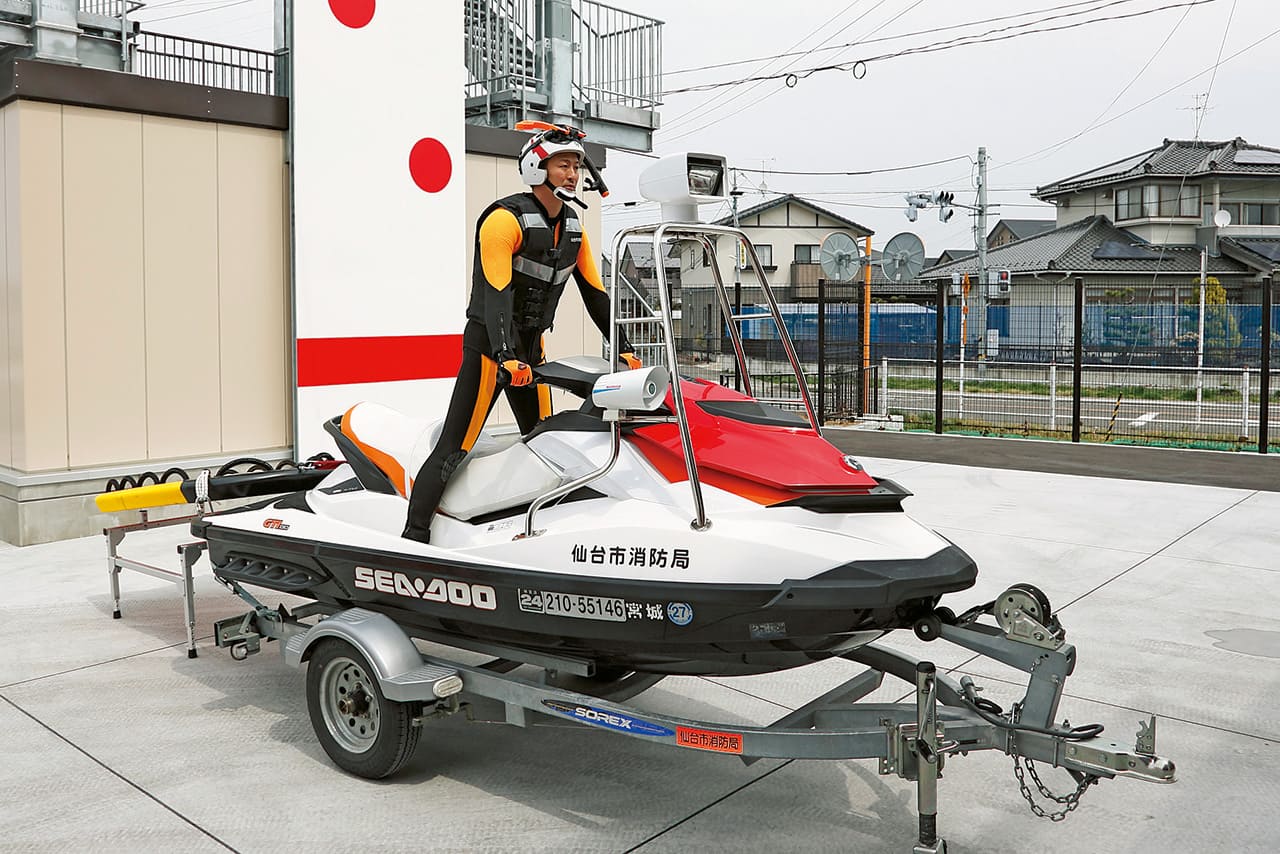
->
403;192;627;542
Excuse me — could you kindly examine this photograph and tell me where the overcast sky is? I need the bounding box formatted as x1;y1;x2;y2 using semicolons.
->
151;0;1279;259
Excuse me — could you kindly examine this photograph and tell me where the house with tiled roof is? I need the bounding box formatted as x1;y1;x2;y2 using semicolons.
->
987;219;1054;247
674;194;875;349
1034;137;1280;252
925;138;1280;286
918;139;1278;355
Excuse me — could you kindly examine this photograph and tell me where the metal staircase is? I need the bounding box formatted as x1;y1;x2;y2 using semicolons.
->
464;0;662;152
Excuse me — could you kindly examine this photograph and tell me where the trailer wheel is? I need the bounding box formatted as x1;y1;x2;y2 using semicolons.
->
306;638;421;779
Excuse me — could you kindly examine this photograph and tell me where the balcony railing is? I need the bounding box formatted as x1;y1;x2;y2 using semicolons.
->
465;0;662;111
571;0;662;110
134;31;275;96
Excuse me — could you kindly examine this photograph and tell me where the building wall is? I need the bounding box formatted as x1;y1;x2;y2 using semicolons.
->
1050;188;1110;226
681;203;866;290
1;102;605;481
1;101;288;475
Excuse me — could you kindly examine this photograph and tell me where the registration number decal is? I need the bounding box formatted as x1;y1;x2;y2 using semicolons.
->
519;589;626;622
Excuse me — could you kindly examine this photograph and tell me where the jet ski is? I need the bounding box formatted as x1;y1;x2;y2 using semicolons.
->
188;346;975;676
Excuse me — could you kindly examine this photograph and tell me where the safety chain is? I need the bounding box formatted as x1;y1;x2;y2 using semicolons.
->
1009;703;1098;821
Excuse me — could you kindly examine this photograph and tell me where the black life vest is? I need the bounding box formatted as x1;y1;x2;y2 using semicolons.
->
466;193;582;344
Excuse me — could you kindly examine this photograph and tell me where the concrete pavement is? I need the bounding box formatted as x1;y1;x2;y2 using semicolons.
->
2;453;1276;853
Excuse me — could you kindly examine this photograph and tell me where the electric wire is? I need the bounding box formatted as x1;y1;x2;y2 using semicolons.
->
658;0;876;132
139;0;256;24
731;154;970;177
996;0;1202;172
660;0;895;137
1148;0;1238;289
662;0;1147;78
911;16;1279;229
659;0;1218;97
661;0;923;144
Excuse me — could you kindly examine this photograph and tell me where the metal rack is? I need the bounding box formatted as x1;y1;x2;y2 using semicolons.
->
105;509;208;658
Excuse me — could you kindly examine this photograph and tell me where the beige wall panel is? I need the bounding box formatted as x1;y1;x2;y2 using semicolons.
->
142;116;222;459
0;106;12;468
14;102;69;471
217;124;288;452
63;107;146;467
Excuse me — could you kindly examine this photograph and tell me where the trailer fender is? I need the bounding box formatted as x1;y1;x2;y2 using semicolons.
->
283;608;421;683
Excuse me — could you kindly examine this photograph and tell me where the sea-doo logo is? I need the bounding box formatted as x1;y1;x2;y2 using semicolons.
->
540;700;674;737
353;567;497;611
263;518;290;530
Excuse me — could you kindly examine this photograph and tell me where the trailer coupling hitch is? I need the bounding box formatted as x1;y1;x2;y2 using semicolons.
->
1062;716;1176;784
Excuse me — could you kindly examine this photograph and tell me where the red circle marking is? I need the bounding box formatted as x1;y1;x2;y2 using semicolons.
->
409;138;453;193
329;0;375;29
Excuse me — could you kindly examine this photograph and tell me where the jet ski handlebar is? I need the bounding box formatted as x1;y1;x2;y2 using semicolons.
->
531;357;670;412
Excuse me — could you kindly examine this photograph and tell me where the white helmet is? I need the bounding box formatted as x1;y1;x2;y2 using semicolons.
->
518;130;585;187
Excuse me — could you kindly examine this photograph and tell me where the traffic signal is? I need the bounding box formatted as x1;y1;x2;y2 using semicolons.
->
903;192;929;222
934;190;955;223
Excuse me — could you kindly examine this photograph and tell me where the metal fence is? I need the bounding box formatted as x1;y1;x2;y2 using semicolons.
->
679;276;1277;453
79;0;143;17
464;0;662;110
571;0;662;110
134;31;275;94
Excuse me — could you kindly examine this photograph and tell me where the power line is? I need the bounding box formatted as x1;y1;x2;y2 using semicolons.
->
1149;0;1237;285
663;0;1144;78
995;0;1196;172
661;0;924;144
731;154;970;177
659;0;875;132
1002;15;1277;182
659;0;1217;97
140;0;256;24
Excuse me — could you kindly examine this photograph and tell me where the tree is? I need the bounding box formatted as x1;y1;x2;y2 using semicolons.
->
1182;277;1242;361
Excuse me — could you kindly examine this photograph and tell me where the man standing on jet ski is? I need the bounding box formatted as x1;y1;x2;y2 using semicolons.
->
403;123;640;544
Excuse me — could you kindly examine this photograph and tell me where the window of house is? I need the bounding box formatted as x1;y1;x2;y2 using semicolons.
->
1115;187;1142;220
746;244;773;268
1157;184;1198;217
1244;203;1280;226
794;244;821;263
1142;185;1159;217
1217;202;1242;226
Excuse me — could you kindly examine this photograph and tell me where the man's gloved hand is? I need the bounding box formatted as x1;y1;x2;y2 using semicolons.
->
620;352;643;370
501;358;533;387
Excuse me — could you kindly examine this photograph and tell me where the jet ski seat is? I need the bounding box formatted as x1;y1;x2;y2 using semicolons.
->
336;402;565;521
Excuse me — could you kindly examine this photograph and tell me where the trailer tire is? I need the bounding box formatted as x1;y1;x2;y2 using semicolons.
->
306;638;421;779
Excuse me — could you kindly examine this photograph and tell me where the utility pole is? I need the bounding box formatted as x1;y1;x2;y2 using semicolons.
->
974;146;989;362
731;170;743;391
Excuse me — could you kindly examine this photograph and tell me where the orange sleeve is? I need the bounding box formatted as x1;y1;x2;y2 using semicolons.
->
478;208;523;291
575;229;606;292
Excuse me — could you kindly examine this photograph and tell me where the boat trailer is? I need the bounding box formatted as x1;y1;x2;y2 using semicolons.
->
207;568;1175;854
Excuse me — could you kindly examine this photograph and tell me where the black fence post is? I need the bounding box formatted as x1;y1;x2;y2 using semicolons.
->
935;282;945;434
817;278;826;427
1072;277;1084;443
1261;276;1272;454
854;280;864;417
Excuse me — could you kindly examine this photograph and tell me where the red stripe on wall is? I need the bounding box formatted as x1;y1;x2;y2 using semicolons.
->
297;335;464;387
